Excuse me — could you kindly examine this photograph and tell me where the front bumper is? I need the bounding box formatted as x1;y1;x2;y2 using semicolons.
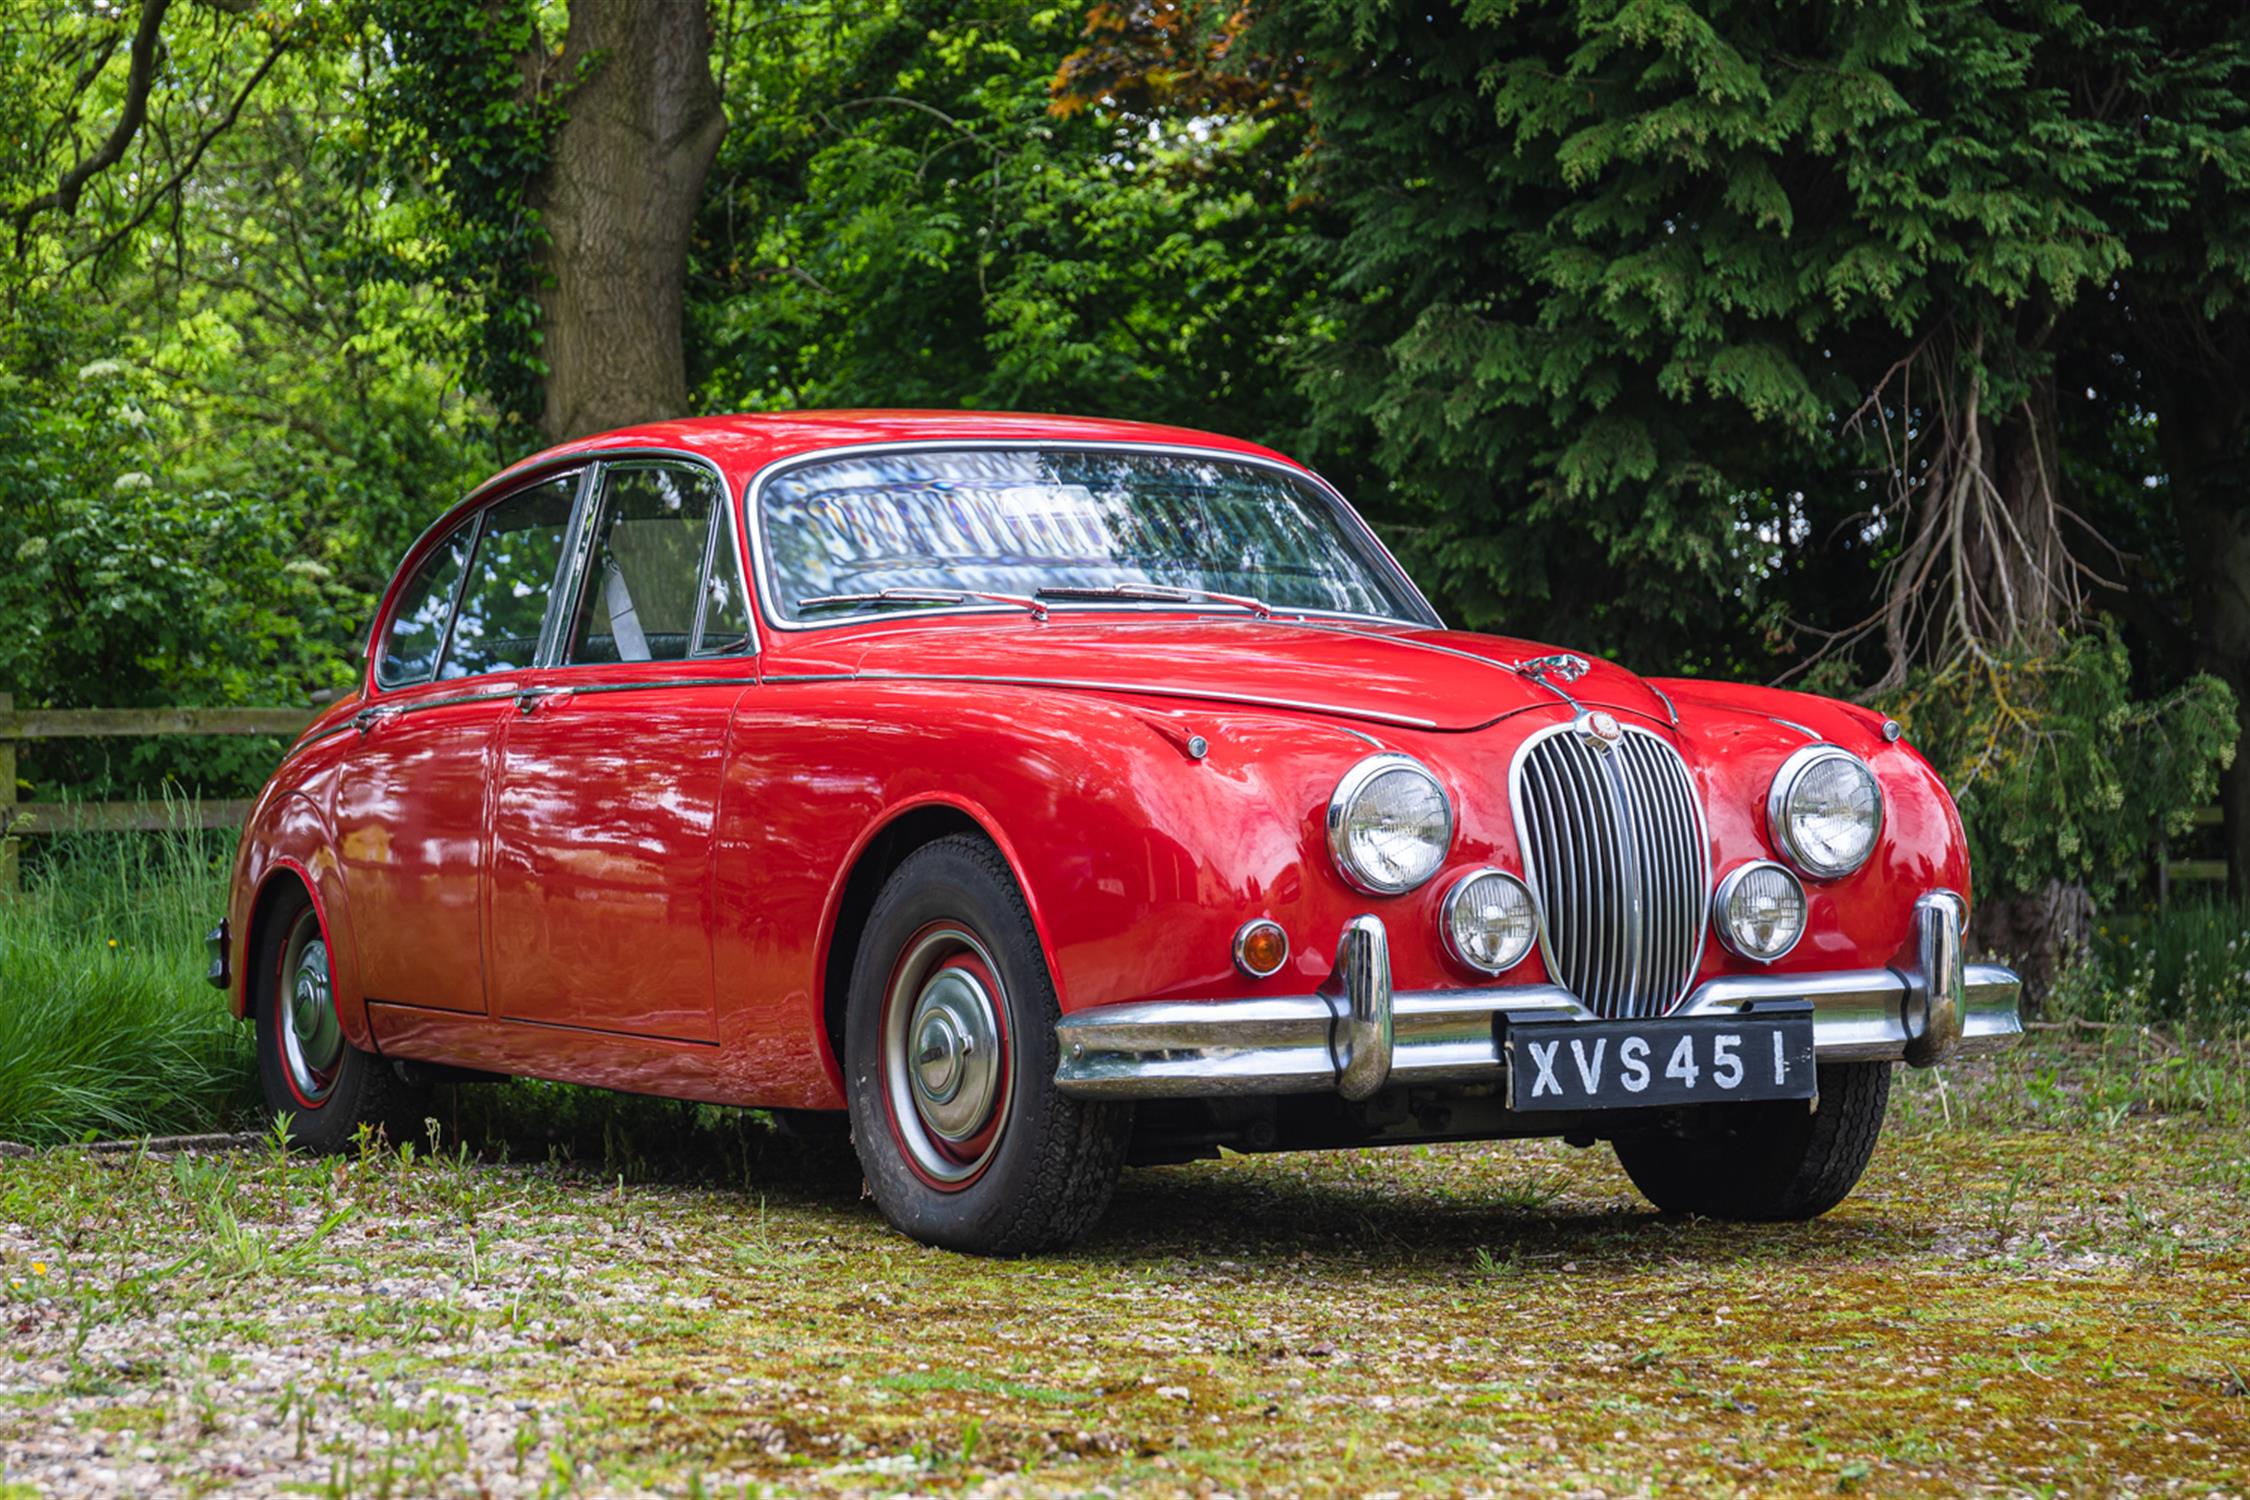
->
1053;892;2020;1101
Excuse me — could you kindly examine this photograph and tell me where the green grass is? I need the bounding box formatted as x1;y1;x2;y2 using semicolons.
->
0;820;256;1145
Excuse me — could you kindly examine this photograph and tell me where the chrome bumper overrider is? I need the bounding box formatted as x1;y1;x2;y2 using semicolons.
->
1053;893;2021;1101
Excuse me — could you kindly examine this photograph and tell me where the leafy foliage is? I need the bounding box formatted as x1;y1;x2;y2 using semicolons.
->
355;0;567;443
689;6;1317;444
1883;630;2238;903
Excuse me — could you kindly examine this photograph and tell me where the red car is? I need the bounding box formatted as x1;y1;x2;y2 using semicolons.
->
212;411;2020;1253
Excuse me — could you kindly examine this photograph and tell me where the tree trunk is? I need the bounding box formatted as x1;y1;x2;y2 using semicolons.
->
1977;378;2069;651
532;0;727;444
2164;383;2250;900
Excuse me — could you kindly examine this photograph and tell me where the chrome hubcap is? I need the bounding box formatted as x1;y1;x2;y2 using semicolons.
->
882;926;1012;1187
279;919;343;1104
908;968;1000;1142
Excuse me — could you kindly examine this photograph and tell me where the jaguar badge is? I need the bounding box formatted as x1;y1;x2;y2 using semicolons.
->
1577;709;1623;749
1517;652;1591;685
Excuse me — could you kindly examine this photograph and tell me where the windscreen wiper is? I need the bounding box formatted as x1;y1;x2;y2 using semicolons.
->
1033;583;1274;618
796;587;1048;619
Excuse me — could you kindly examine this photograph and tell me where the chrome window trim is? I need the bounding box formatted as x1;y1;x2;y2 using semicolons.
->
366;447;758;699
1506;718;1713;1016
737;438;1445;635
550;456;760;671
1325;752;1454;896
1711;859;1807;963
1766;743;1883;880
1439;866;1540;975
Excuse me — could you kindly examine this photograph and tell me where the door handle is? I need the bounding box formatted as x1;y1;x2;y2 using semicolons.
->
516;687;572;716
351;706;396;735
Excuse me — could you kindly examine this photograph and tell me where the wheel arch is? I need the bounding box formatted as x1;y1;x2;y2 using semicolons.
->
814;797;1055;1088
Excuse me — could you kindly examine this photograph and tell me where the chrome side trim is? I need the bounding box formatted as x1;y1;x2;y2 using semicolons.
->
832;670;1444;731
1053;912;2023;1100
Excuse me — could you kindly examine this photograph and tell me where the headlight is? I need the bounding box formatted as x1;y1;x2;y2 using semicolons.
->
1326;753;1452;895
1713;861;1807;962
1767;746;1883;878
1443;869;1538;973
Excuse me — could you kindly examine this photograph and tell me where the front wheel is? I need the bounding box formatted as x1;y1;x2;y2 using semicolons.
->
253;886;427;1153
1611;1061;1891;1221
844;835;1130;1254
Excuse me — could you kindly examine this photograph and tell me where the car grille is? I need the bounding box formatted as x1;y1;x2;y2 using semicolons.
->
1511;724;1710;1018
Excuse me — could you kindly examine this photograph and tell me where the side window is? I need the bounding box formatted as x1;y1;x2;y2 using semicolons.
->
374;520;474;689
565;463;751;664
439;474;578;680
695;507;755;658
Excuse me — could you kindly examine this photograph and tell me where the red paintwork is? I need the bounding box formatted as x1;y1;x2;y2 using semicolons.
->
225;411;1974;1112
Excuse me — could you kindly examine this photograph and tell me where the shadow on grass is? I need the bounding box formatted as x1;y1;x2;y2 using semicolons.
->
422;1080;1921;1272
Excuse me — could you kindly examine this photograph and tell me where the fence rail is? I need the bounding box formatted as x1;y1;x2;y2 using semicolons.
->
0;692;318;894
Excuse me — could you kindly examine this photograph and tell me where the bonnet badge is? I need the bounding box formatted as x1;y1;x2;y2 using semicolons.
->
1517;652;1591;685
1577;709;1623;749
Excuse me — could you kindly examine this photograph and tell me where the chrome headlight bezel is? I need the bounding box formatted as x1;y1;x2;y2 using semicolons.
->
1326;753;1453;896
1440;867;1540;974
1712;860;1808;963
1766;745;1883;879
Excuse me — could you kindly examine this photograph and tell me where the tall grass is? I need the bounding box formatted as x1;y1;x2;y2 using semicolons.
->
2059;897;2250;1028
0;815;257;1145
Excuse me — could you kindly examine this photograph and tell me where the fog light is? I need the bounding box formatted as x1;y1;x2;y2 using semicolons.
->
1233;918;1289;978
1442;868;1539;974
1714;861;1807;962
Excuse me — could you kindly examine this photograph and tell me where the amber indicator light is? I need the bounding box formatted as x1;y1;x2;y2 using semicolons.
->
1233;919;1289;978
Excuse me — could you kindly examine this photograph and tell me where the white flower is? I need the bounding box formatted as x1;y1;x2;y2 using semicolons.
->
112;471;154;492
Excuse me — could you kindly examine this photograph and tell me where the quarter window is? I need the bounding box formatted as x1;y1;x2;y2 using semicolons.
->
439;474;578;680
374;520;474;688
565;463;752;663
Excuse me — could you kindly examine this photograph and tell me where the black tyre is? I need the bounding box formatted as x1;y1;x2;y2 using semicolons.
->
844;835;1130;1254
1611;1061;1891;1221
252;886;428;1154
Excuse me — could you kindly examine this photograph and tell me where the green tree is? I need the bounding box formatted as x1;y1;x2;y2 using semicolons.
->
687;4;1318;443
1258;0;2244;912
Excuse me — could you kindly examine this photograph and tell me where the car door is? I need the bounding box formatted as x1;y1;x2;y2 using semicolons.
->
335;470;583;1014
484;458;756;1041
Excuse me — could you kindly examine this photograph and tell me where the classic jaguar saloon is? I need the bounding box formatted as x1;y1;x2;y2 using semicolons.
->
212;411;2021;1253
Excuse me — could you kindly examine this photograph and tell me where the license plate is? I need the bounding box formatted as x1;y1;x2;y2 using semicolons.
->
1501;1011;1815;1111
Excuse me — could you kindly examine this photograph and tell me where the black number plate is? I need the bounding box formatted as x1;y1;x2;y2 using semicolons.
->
1502;1013;1815;1112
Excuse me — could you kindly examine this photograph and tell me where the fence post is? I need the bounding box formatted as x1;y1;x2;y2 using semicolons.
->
0;691;16;899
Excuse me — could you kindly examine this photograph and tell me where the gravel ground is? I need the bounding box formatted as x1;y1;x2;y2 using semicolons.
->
2;1039;2246;1497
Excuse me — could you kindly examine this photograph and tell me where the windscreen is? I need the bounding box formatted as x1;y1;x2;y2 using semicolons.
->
758;448;1434;625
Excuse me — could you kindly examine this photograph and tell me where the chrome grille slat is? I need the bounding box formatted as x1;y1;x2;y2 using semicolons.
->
1512;723;1710;1019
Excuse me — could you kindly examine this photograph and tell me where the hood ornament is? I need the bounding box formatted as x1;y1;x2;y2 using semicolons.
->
1516;653;1591;685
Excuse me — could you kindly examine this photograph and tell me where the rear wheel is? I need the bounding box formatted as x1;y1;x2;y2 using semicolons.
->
1611;1061;1891;1221
252;887;426;1153
844;835;1129;1254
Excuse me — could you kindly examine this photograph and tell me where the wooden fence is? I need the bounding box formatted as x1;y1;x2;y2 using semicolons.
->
0;689;2232;902
0;691;317;895
2159;804;2230;905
